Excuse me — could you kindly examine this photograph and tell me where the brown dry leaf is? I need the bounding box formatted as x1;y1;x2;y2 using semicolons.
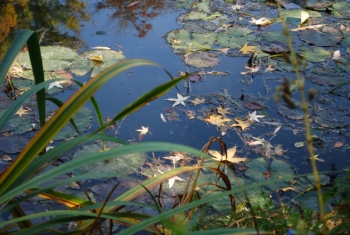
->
205;114;231;126
334;142;343;148
239;43;258;55
190;98;205;106
208;147;248;163
274;144;287;156
1;155;12;161
216;48;230;54
231;117;251;131
217;106;232;116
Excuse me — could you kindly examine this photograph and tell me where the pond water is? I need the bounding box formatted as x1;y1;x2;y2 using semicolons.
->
1;0;350;203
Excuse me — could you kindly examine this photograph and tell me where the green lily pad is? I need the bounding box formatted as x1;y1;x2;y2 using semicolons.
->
217;26;255;48
53;106;93;140
305;68;347;86
0;136;28;154
8;117;33;135
280;9;322;23
184;51;220;68
70;49;125;77
260;41;289;54
298;26;344;46
332;1;350;16
347;46;350;54
175;1;210;13
298;46;331;62
306;0;332;10
182;11;207;21
273;56;312;72
166;29;215;53
11;78;33;92
245;158;296;192
183;20;216;34
336;57;350;73
17;46;78;71
313;107;350;128
73;141;146;176
261;31;295;44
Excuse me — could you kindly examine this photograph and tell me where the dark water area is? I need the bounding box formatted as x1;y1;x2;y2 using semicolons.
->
1;0;350;178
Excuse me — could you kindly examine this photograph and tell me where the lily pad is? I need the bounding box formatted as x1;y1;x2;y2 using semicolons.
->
73;141;146;176
260;41;290;54
176;1;210;13
182;11;207;21
217;26;255;48
261;31;295;44
305;68;347;86
245;158;296;192
184;51;220;68
17;46;78;71
336;57;350;73
70;49;125;77
298;46;331;62
183;20;216;34
306;0;332;10
280;9;322;23
53;106;93;140
313;107;350;128
332;1;350;16
7;117;33;135
0;136;28;154
298;26;343;46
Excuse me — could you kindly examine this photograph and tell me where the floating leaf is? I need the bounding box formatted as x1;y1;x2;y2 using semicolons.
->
313;107;350;129
262;31;295;44
208;147;248;164
332;1;350;16
231;117;251;131
183;20;216;34
298;26;343;47
298;46;331;62
17;46;78;71
217;26;254;48
305;68;346;86
280;9;321;24
294;142;304;148
239;43;258;55
182;11;207;21
70;49;125;77
205;114;231;126
184;51;220;68
300;11;309;24
0;136;28;154
73;141;146;176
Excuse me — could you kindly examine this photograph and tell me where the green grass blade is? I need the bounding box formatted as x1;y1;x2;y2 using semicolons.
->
0;142;209;205
0;59;162;196
26;31;46;127
0;79;63;133
73;79;104;134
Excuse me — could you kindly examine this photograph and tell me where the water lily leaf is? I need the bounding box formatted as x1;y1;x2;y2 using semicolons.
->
305;68;346;86
298;46;331;62
262;31;295;44
306;0;332;10
184;51;220;68
166;28;192;53
332;1;350;16
8;117;32;135
245;158;295;191
182;11;207;21
0;136;28;154
277;103;313;120
70;49;125;77
18;46;78;71
260;41;289;54
313;107;350;128
280;9;321;23
336;57;350;73
183;20;216;34
73;141;146;176
298;26;343;46
217;26;254;48
53;106;93;140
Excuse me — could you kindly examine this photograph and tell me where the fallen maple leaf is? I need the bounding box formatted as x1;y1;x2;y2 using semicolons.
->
239;43;258;55
190;98;205;106
166;93;190;107
208;147;248;164
231;117;251;131
158;169;186;188
264;64;275;72
16;106;29;117
216;48;230;54
217;106;232;116
135;126;150;135
248;111;265;122
163;154;184;169
205;114;231;126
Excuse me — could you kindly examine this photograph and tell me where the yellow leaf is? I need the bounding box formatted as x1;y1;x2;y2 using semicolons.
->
16;106;29;117
89;55;104;62
231;117;251;131
217;105;231;116
208;147;248;163
300;11;309;25
205;114;231;126
135;126;150;135
239;43;258;55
